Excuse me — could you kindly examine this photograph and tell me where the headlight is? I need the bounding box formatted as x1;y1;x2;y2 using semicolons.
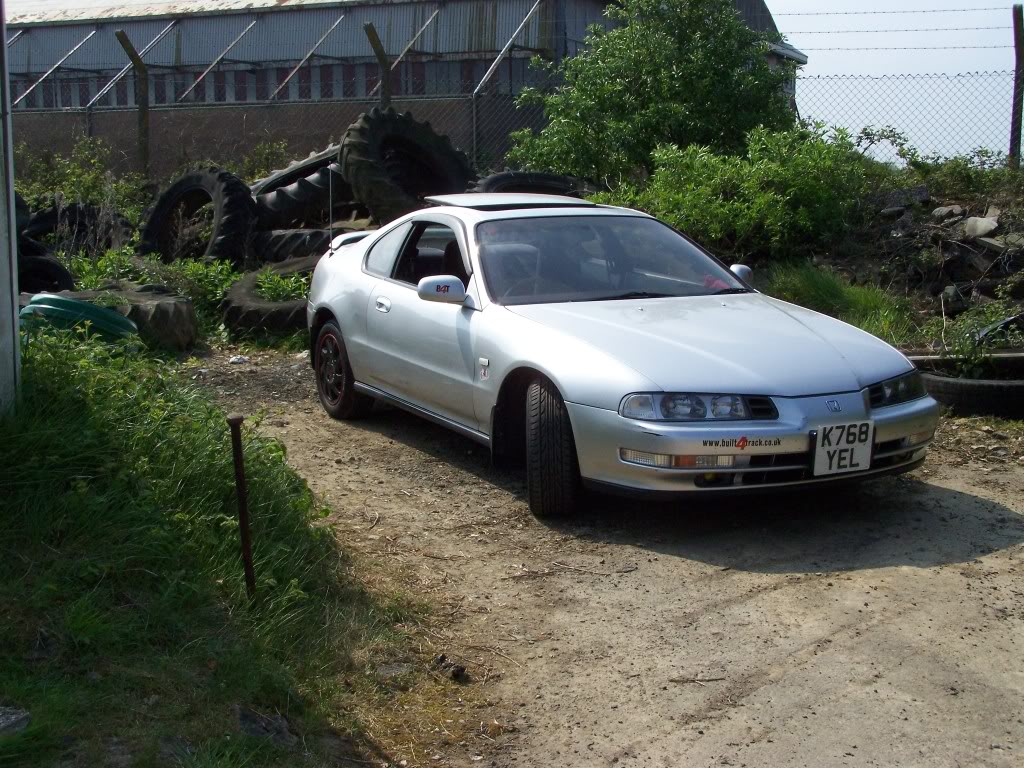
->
620;393;752;421
868;371;926;409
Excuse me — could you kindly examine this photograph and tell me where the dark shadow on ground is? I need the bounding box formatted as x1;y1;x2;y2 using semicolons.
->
351;406;1024;575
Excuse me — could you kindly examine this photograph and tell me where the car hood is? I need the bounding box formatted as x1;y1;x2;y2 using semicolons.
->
505;294;912;397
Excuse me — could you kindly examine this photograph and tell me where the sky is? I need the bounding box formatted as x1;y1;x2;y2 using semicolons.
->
767;1;1018;158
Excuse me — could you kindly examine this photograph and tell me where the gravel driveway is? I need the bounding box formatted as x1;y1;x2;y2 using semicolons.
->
194;349;1024;768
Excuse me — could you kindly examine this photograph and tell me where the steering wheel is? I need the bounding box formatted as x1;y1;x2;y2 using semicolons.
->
502;276;575;299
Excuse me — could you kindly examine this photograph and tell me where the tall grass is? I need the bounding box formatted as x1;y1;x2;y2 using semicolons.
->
0;332;411;766
762;262;921;348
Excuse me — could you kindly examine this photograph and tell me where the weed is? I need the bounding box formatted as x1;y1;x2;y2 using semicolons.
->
255;272;311;303
762;262;921;348
0;331;418;766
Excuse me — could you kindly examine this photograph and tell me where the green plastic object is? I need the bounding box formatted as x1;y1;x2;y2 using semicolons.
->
20;293;138;340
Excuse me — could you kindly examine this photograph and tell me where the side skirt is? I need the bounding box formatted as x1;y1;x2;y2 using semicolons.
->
353;381;491;448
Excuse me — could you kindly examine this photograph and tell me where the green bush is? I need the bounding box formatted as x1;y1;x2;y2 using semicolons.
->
0;332;412;765
597;125;868;260
506;0;794;181
762;262;921;348
15;136;151;225
255;271;311;302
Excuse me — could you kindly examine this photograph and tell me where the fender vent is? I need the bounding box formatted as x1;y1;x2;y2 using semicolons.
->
745;396;779;420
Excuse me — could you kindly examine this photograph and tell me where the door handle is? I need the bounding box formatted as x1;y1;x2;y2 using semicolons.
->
374;296;392;313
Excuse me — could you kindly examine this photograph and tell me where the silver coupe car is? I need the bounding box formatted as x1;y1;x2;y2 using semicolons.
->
307;194;940;518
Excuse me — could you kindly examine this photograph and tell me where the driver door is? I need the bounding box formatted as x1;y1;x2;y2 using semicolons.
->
364;217;479;427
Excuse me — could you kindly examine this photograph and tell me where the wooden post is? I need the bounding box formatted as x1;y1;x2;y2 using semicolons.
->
363;22;391;109
1010;5;1024;169
115;30;149;180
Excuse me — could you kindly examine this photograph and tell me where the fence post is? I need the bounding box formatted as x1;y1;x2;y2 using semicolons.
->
115;30;149;180
471;93;478;168
1011;4;1023;169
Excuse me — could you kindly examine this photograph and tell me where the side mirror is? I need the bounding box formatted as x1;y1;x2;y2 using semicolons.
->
417;275;467;305
730;264;753;283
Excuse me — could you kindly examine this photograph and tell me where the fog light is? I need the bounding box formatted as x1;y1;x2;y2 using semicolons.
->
672;455;736;469
620;449;735;469
619;448;672;468
908;430;935;447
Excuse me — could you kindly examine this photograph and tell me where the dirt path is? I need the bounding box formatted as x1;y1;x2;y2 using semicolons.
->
194;349;1024;768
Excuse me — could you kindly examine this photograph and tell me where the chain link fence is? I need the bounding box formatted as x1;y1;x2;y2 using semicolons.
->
796;71;1016;164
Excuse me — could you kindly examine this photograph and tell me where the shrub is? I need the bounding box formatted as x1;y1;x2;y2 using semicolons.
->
15;136;151;224
762;262;921;348
255;271;311;302
506;0;794;182
597;125;868;260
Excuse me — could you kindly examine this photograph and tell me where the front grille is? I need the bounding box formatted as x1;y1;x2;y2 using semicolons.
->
745;396;779;420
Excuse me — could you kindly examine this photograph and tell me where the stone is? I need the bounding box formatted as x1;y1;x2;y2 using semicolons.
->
234;705;297;747
880;206;906;218
986;205;1002;220
942;285;968;314
228;355;250;365
885;185;930;208
375;662;414;679
976;238;1008;256
0;707;30;735
932;205;964;222
965;217;999;239
999;233;1024;250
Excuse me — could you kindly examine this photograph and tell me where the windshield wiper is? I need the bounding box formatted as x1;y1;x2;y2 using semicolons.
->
580;291;675;302
712;288;753;296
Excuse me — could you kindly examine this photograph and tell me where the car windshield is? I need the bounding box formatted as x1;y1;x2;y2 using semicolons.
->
475;215;748;305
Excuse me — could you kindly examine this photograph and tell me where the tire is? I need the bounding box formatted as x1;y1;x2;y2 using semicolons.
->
23;203;132;255
921;372;1024;419
18;254;75;293
249;229;334;264
137;168;255;266
15;192;30;234
314;320;374;420
254;162;366;230
222;254;320;335
250;144;340;196
340;107;475;224
525;378;580;519
470;171;595;198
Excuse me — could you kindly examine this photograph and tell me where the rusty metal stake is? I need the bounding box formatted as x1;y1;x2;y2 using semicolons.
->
227;413;257;598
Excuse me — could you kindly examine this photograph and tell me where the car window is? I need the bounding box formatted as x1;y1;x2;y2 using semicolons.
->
365;222;412;276
475;215;746;305
392;223;469;287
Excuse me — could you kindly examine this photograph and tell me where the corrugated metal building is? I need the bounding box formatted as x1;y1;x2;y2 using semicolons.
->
4;0;805;111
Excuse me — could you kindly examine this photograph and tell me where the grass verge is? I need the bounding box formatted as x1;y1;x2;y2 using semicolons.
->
0;331;431;767
762;262;922;348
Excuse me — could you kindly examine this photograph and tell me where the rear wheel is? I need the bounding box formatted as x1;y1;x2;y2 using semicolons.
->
525;378;580;518
315;320;374;420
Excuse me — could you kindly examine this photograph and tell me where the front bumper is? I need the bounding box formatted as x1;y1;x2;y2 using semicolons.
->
565;390;940;495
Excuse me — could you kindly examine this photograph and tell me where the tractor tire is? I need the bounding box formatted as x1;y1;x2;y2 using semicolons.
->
921;372;1024;419
222;254;321;335
254;162;366;230
18;254;76;294
340;107;475;224
137;167;255;266
470;171;595;198
250;144;340;196
249;229;334;264
15;192;30;234
23;203;132;256
525;378;580;519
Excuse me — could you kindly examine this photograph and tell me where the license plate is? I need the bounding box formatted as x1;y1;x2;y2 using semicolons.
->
812;421;874;477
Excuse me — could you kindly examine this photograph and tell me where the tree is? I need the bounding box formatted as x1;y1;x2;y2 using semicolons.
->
506;0;796;183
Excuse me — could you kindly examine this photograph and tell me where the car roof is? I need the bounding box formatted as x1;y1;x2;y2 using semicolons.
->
424;193;598;210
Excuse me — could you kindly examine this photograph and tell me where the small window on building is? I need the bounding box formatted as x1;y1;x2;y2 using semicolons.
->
255;70;268;101
214;70;227;102
154;74;167;104
342;64;356;98
320;64;334;99
191;73;205;102
78;79;90;107
276;67;290;100
411;61;425;96
298;66;311;99
115;79;128;106
234;71;248;102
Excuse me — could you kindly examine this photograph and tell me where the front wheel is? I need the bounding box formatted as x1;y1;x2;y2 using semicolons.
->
525;378;581;518
315;321;374;420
